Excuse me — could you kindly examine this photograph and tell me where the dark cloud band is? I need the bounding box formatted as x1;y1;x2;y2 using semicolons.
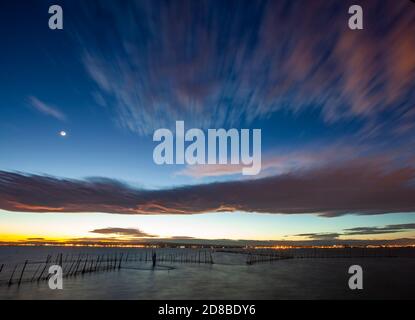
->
295;223;415;240
1;160;415;216
89;227;157;238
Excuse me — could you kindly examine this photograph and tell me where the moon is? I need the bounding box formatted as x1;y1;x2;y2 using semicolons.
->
59;131;67;137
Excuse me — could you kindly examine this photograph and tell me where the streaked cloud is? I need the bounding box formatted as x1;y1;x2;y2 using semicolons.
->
169;236;195;240
29;96;66;121
89;227;157;238
344;223;415;236
73;0;415;138
177;144;362;178
294;233;340;241
295;223;415;240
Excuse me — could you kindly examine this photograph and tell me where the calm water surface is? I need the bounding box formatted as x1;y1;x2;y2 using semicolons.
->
0;246;414;300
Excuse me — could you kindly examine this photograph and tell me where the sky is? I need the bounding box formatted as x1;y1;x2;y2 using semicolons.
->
0;0;415;245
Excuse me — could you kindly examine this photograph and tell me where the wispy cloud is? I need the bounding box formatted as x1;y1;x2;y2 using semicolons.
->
294;233;341;241
89;227;157;238
73;0;415;138
295;223;415;240
344;223;415;236
29;96;66;121
1;159;415;216
177;144;362;178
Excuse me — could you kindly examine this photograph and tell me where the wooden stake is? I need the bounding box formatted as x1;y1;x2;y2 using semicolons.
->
81;255;89;274
8;264;18;286
37;255;51;281
118;253;123;269
31;262;42;282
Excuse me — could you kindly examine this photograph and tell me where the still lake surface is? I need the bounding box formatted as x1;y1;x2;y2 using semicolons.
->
0;246;414;300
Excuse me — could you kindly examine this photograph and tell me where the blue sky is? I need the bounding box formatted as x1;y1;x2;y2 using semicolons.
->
0;0;414;244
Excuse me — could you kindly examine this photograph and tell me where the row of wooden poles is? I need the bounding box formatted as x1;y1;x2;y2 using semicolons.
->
0;250;214;287
270;248;401;259
216;248;408;265
1;253;125;287
148;251;214;264
246;252;293;265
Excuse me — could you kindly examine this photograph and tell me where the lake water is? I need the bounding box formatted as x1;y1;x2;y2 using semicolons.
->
0;246;414;300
